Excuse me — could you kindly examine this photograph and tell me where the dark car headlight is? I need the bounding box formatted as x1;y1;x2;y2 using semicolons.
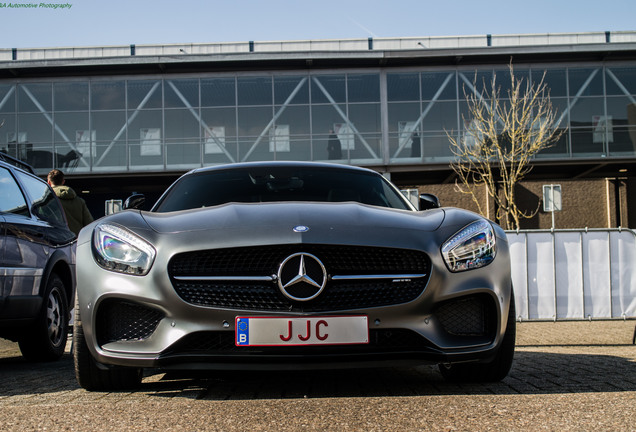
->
441;220;496;272
92;223;156;275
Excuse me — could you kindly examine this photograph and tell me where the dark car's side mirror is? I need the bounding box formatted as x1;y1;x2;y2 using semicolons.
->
419;193;441;211
123;193;146;210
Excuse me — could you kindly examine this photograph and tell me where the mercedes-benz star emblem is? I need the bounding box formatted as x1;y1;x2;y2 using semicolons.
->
277;253;327;301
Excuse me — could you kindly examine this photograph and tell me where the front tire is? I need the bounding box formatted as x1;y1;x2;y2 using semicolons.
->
73;295;142;391
18;273;69;361
439;296;516;382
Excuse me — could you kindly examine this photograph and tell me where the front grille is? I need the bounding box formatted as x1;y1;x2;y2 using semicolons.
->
169;245;431;312
161;329;432;357
96;300;164;346
434;295;495;337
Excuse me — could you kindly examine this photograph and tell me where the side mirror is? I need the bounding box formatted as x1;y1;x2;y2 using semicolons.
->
419;193;440;211
123;193;146;210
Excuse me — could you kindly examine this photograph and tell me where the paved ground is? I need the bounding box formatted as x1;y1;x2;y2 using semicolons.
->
0;320;634;431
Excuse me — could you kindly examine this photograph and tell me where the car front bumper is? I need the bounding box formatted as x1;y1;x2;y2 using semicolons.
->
76;232;513;371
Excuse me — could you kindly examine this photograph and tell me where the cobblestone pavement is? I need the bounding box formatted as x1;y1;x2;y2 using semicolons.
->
0;321;634;431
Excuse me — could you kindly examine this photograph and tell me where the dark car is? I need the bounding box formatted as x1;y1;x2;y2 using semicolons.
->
74;161;515;390
0;153;76;360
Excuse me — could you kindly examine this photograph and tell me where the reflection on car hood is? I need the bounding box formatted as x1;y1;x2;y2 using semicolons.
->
140;202;445;237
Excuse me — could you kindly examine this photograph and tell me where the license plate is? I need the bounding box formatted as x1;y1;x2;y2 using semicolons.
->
235;315;368;346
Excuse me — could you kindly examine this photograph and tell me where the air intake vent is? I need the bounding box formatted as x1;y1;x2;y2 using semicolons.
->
434;295;496;337
96;300;164;346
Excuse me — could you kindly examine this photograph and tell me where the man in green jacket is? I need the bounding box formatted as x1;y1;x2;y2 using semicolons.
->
47;169;93;236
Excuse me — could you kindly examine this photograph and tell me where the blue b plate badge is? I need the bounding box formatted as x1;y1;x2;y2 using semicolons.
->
235;316;368;346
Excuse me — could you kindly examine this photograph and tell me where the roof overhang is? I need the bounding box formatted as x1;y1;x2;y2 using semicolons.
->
2;42;636;79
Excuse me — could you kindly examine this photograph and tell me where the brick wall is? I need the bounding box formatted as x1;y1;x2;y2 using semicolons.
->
412;178;633;229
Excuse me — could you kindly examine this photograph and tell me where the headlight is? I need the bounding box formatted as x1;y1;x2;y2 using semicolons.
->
92;223;156;275
441;220;496;272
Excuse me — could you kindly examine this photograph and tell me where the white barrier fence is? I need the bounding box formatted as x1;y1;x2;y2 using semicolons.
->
507;229;636;321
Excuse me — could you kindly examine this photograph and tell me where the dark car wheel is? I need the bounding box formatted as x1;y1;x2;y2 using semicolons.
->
73;296;143;391
18;273;69;361
438;296;516;382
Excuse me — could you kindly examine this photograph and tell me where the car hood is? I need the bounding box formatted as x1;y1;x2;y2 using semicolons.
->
137;202;445;248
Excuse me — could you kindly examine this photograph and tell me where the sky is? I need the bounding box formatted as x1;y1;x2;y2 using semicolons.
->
1;0;635;49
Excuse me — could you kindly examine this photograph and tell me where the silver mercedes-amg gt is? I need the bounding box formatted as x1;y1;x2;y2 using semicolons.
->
73;161;515;391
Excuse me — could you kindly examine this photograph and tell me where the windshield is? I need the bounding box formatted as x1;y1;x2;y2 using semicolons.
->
153;166;414;213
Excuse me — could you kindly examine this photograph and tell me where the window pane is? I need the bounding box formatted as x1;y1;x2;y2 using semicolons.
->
19;83;52;112
387;102;423;159
311;75;346;104
349;132;382;162
0;167;28;216
347;74;379;102
92;110;127;141
311;104;346;148
421;71;456;100
348;103;382;160
550;98;570;127
166;140;200;167
54;112;89;148
348;103;380;133
54;82;88;111
128;110;162;135
201;107;237;136
494;68;530;98
128;110;163;166
127;80;162;109
0;84;16;113
201;77;235;107
53;112;90;170
165;79;199;108
274;76;309;105
568;68;603;97
536;132;569;158
608;127;636;155
237;76;272;106
165;108;201;167
421;132;454;160
129;124;164;167
534;69;567;97
94;135;127;170
91;81;125;110
421;101;459;132
18;113;52;143
237;106;272;161
203;134;237;165
459;70;493;96
16;171;66;227
606;96;634;125
201;108;237;164
275;105;310;136
571;127;604;156
387;73;419;102
390;131;453;161
165;108;200;141
570;97;604;126
238;138;273;162
388;102;421;133
0;113;17;153
237;106;271;135
606;67;636;96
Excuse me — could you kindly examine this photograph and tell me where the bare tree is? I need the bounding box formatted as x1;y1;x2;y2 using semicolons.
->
447;63;566;230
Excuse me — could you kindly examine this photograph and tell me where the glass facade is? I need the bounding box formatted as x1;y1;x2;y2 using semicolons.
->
1;64;635;174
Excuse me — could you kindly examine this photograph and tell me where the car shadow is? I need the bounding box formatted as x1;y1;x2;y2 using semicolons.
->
145;349;636;400
1;349;634;399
